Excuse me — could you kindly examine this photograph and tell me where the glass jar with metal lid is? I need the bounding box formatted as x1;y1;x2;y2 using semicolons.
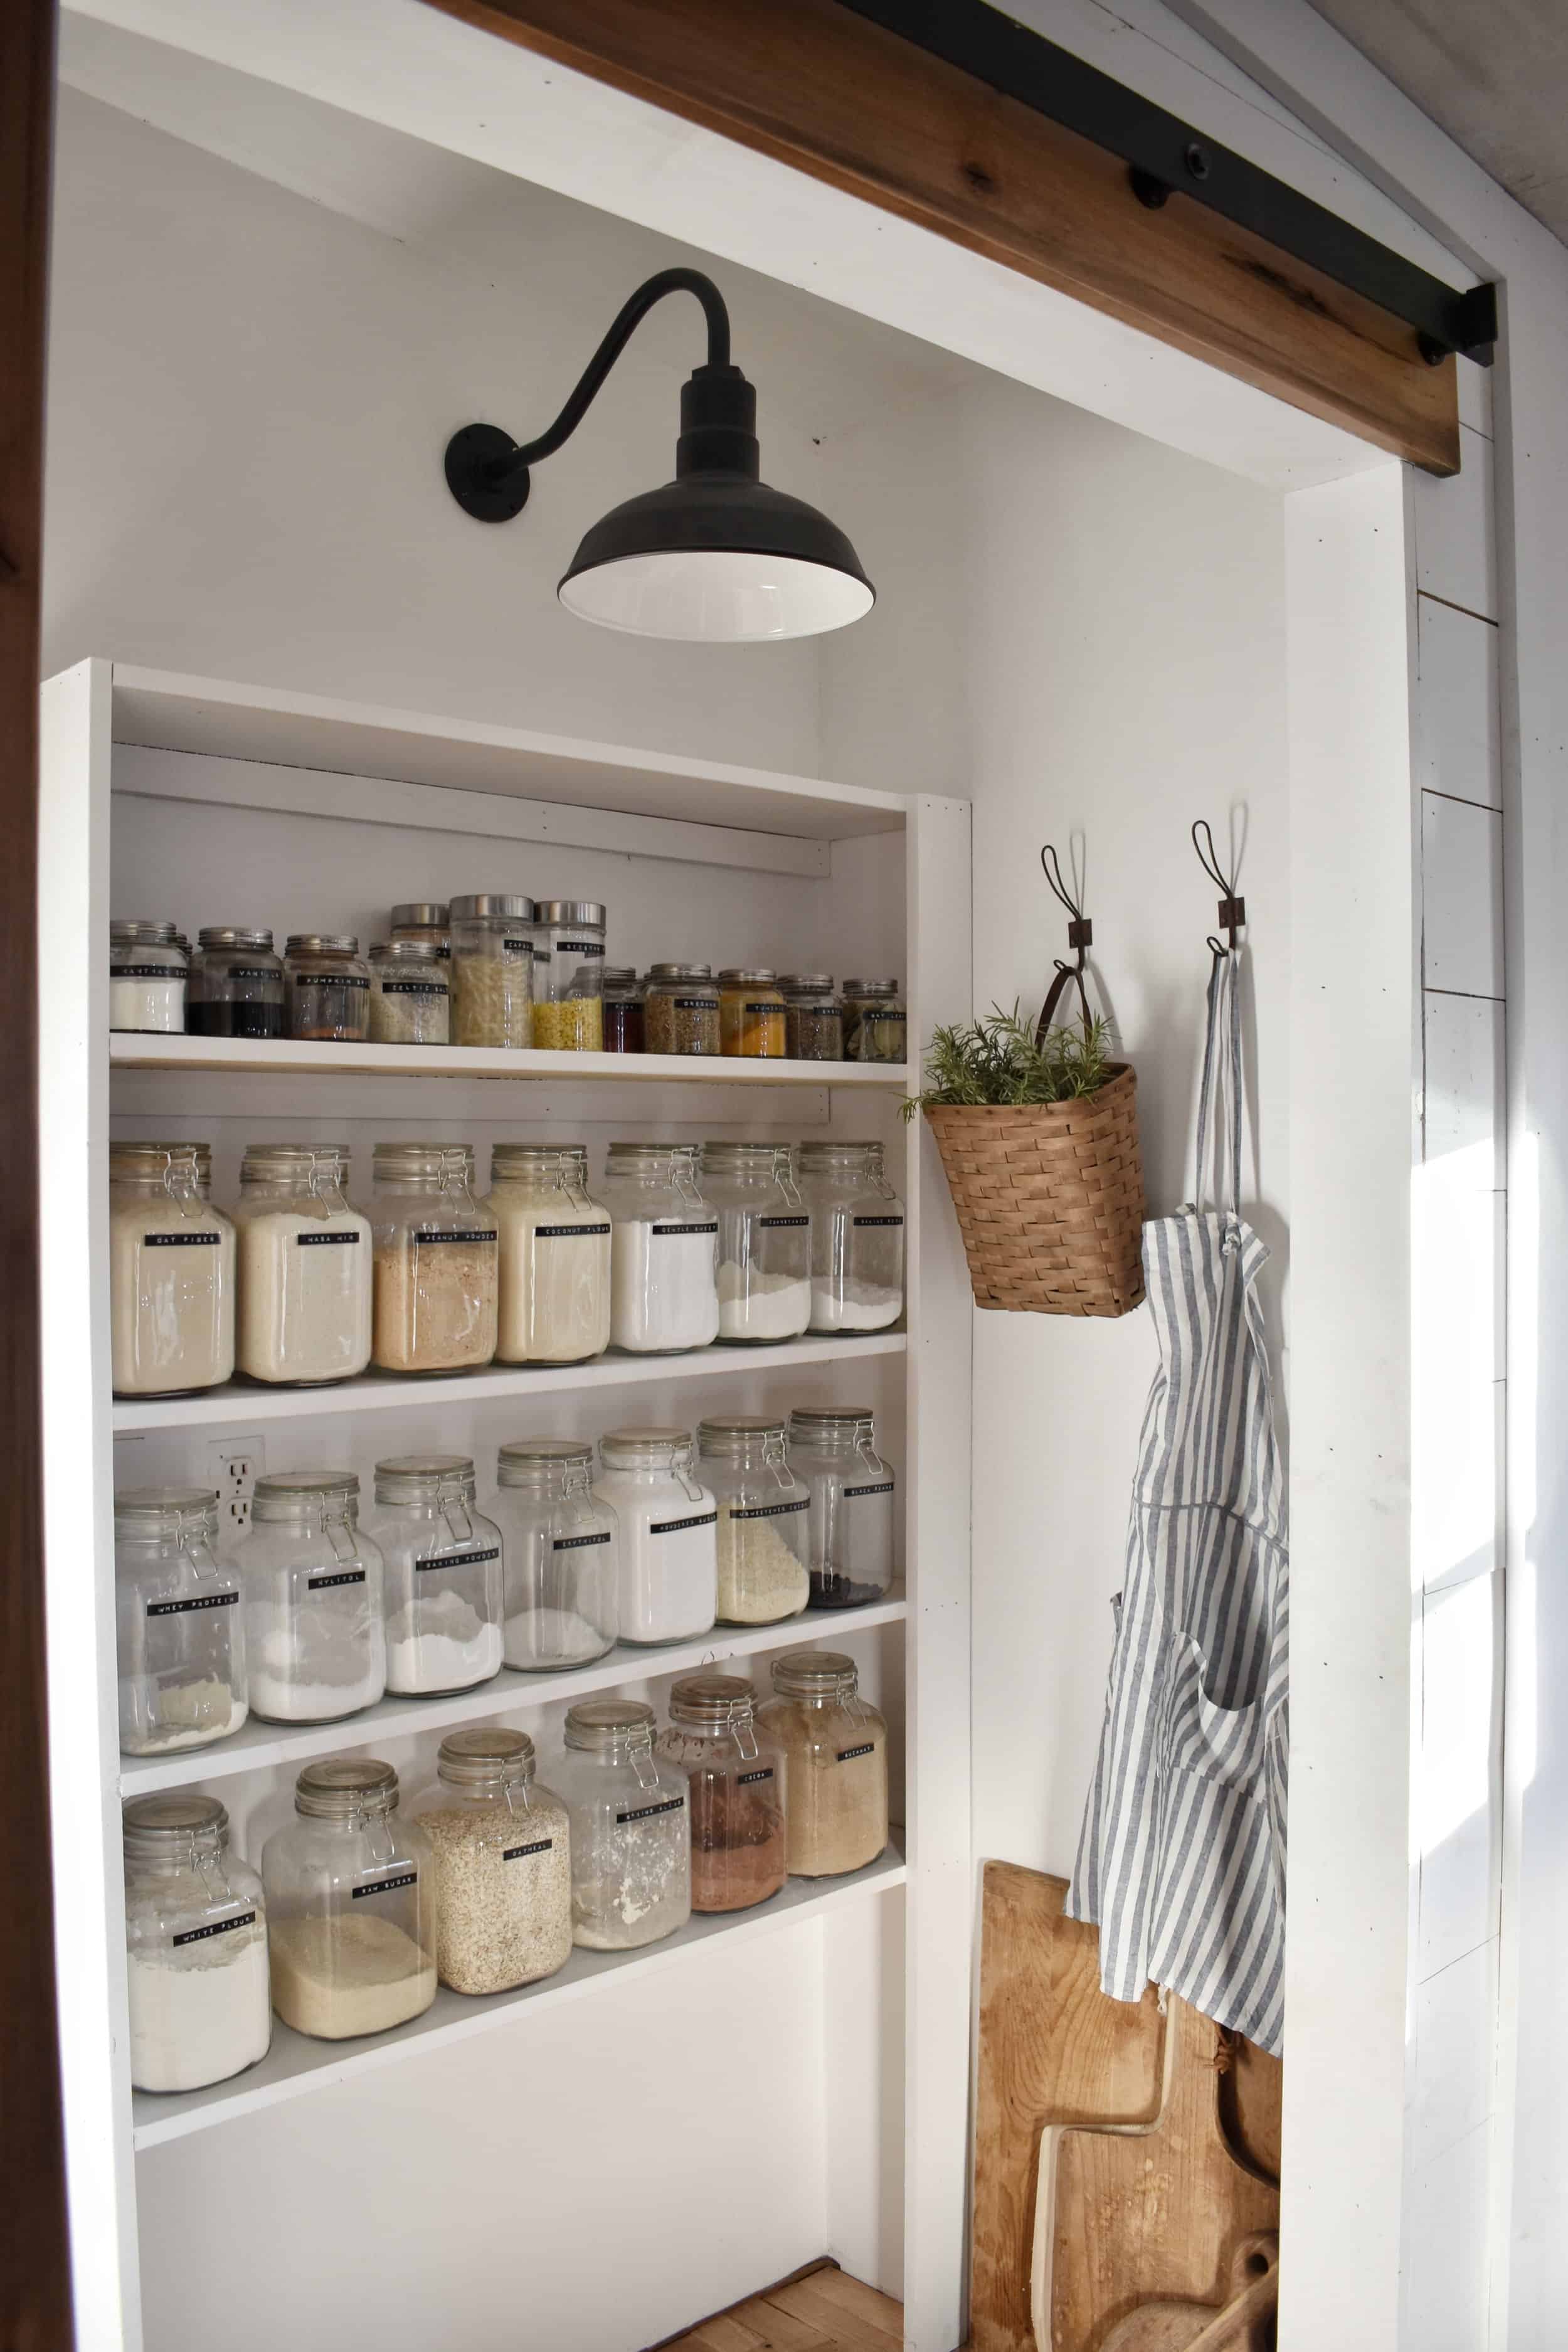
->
187;926;285;1038
778;973;843;1062
696;1416;810;1626
489;1438;619;1671
261;1759;435;2040
115;1487;246;1756
601;967;645;1054
109;1142;235;1396
365;1453;503;1698
485;1142;611;1365
389;901;452;961
235;1470;385;1724
123;1793;270;2093
787;1406;896;1608
448;892;535;1048
283;935;373;1044
698;1140;811;1343
601;1142;719;1353
532;899;607;1051
556;1698;691;1951
758;1649;889;1877
655;1673;788;1914
643;961;721;1056
840;977;908;1064
718;967;788;1058
796;1138;905;1333
409;1728;572;1994
369;940;450;1046
592;1427;717;1645
110;919;187;1034
369;1142;498;1374
231;1143;371;1385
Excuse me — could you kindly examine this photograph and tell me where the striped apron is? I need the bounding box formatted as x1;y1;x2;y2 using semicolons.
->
1066;949;1288;2054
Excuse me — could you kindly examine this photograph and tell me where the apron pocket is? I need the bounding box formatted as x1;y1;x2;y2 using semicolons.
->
1165;1634;1269;1795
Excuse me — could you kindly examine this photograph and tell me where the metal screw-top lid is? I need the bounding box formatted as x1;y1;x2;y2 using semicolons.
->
371;939;445;965
123;1791;229;1853
114;1485;219;1530
110;918;181;946
390;903;450;929
196;926;275;951
770;1647;861;1699
601;967;640;988
496;1437;596;1488
696;1414;788;1459
647;961;714;983
294;1757;399;1820
284;934;360;957
437;1726;536;1787
840;978;899;996
373;1453;475;1504
252;1469;359;1523
668;1671;758;1729
598;1425;691;1466
564;1697;657;1753
449;894;536;921
536;901;606;928
777;972;835;993
716;967;778;986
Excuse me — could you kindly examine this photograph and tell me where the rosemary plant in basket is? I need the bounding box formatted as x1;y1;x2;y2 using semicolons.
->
901;1003;1115;1121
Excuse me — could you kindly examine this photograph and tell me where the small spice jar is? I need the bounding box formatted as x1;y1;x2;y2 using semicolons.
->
486;1143;612;1365
699;1140;811;1343
115;1486;246;1756
369;1143;499;1374
841;978;908;1064
110;919;187;1034
718;968;788;1058
555;1698;692;1951
366;1454;504;1698
369;940;450;1046
284;935;373;1044
593;1428;717;1645
231;1143;372;1386
601;1142;720;1354
656;1673;788;1914
778;974;844;1062
186;926;285;1039
788;1406;896;1609
235;1471;385;1724
262;1759;436;2040
123;1794;270;2094
532;899;607;1051
643;962;721;1057
758;1649;889;1878
389;901;452;962
796;1139;905;1333
409;1729;573;1996
449;893;535;1049
696;1416;810;1626
109;1143;235;1397
600;967;645;1054
489;1438;620;1672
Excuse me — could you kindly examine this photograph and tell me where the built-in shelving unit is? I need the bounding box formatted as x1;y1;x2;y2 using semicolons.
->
110;1034;910;1088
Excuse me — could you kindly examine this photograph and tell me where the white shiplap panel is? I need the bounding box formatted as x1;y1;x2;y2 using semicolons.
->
1412;426;1498;622
1416;1574;1504;1980
1416;596;1501;813
1422;794;1504;1000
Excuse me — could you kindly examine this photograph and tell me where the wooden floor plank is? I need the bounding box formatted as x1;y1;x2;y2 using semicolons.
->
721;2297;834;2351
681;2315;774;2351
776;2267;904;2337
660;2264;903;2352
767;2276;904;2351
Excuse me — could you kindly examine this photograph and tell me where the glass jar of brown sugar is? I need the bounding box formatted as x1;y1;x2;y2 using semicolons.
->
655;1673;787;1913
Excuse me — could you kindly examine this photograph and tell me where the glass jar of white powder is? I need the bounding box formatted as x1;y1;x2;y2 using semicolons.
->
370;1143;499;1374
787;1406;896;1610
109;919;186;1033
109;1142;235;1397
231;1144;372;1385
115;1488;246;1755
600;1142;719;1354
696;1416;810;1626
556;1698;691;1951
123;1794;270;2094
409;1728;572;1995
593;1428;717;1646
369;940;450;1046
236;1470;385;1723
795;1139;905;1333
698;1141;811;1343
366;1454;503;1697
262;1759;435;2040
489;1438;619;1671
486;1143;611;1364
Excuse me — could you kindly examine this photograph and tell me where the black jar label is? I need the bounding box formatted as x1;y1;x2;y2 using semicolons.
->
172;1910;256;1947
297;1230;360;1247
535;1222;611;1240
852;1216;904;1228
412;1229;498;1245
305;974;370;990
737;1767;775;1787
144;1232;220;1248
415;1546;500;1572
743;1002;783;1016
307;1569;366;1590
837;1742;877;1762
669;995;719;1011
379;980;449;999
554;1530;612;1551
649;1510;718;1536
502;940;532;955
147;1590;238;1617
729;1498;809;1522
504;1839;554;1862
757;1215;810;1229
221;967;280;982
844;1480;894;1499
558;940;605;958
111;965;182;980
352;1872;417;1899
615;1796;686;1825
650;1221;718;1237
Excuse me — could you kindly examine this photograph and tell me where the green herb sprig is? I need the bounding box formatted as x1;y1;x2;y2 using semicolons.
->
901;1002;1113;1122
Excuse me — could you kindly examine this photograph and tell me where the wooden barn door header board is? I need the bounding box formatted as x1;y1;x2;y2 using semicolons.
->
423;0;1490;475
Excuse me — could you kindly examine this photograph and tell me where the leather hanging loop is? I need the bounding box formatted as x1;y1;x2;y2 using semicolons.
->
1037;844;1095;1046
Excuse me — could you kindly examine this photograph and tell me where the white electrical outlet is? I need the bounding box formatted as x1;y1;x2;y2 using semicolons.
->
207;1436;265;1531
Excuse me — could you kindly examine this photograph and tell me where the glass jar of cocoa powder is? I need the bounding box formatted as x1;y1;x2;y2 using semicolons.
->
655;1673;787;1913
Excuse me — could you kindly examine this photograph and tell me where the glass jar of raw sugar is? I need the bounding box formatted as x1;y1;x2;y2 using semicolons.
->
284;935;372;1044
643;961;721;1056
779;974;843;1063
236;1470;385;1724
449;893;535;1048
490;1438;619;1672
262;1759;436;2040
410;1729;573;1996
840;978;908;1065
123;1794;270;2094
369;1142;498;1374
115;1487;246;1756
367;1454;503;1698
187;926;285;1038
109;1142;235;1397
389;901;452;962
718;968;788;1059
532;899;607;1051
696;1416;810;1626
699;1140;811;1343
556;1698;691;1952
593;1427;717;1645
796;1139;905;1333
656;1673;788;1914
231;1143;372;1385
369;940;450;1046
758;1649;889;1878
486;1143;611;1365
788;1406;896;1610
600;967;645;1054
601;1142;719;1354
110;919;186;1034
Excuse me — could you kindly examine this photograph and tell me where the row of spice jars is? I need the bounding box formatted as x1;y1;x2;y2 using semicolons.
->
122;1656;887;2092
109;1137;904;1395
114;1416;895;1754
622;968;906;1061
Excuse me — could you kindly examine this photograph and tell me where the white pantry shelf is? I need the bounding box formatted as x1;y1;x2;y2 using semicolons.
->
110;1034;911;1088
117;1591;909;1795
131;1838;908;2150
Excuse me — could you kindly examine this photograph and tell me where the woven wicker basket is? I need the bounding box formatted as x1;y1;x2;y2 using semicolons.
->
924;1062;1145;1317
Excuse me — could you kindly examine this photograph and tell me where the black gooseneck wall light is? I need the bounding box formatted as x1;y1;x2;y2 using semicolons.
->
443;268;874;644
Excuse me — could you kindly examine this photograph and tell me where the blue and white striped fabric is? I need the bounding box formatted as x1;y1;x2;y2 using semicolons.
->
1066;948;1288;2055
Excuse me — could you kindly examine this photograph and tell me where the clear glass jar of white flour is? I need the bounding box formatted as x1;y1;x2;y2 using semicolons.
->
592;1427;717;1645
230;1145;372;1385
698;1142;811;1343
236;1470;385;1723
123;1793;270;2094
600;1143;719;1354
